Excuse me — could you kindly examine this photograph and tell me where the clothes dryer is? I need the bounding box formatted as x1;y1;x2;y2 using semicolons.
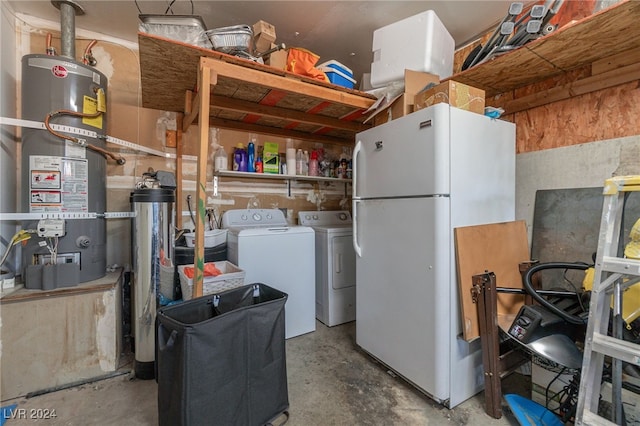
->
299;211;355;326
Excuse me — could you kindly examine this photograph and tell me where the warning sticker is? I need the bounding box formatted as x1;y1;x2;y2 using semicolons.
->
31;170;61;189
31;190;62;205
82;95;103;129
29;156;88;213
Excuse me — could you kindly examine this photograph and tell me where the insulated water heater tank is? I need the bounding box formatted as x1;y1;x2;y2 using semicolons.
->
20;54;108;289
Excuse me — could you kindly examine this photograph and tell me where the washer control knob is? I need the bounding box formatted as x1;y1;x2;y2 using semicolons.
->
266;213;272;220
252;213;262;221
313;215;318;220
241;214;247;221
339;213;347;221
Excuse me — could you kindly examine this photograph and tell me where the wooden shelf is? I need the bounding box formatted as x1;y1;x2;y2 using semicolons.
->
137;38;371;295
215;170;351;183
213;170;351;197
138;33;377;144
449;0;640;97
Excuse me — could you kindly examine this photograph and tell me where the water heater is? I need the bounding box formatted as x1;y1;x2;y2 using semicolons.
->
20;54;108;289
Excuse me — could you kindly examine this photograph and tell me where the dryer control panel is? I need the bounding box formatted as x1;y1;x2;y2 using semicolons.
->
298;210;352;227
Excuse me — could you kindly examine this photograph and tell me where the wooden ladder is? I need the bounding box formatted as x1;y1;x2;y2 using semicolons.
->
575;175;640;425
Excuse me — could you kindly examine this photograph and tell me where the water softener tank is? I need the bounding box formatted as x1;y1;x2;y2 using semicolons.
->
20;54;108;289
131;186;175;379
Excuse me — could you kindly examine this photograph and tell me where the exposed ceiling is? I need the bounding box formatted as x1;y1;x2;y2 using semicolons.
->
6;0;520;85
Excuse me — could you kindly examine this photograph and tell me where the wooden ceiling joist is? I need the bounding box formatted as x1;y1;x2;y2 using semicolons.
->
208;95;368;133
138;32;377;143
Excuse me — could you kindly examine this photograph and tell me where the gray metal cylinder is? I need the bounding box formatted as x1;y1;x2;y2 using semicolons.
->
59;2;76;58
20;54;108;288
51;0;85;59
130;188;175;379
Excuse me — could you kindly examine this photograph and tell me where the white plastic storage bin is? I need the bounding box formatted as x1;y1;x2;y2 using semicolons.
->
184;229;227;248
370;10;454;88
178;261;245;300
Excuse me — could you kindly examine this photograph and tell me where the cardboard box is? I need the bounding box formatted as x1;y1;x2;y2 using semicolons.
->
414;80;485;115
253;20;276;54
266;47;287;70
365;69;440;127
263;142;280;174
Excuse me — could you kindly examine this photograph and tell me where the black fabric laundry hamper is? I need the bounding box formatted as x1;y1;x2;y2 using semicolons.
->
156;283;289;426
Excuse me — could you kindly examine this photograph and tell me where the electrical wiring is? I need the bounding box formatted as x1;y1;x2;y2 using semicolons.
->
0;230;33;268
44;109;126;165
164;0;176;15
135;0;194;16
186;195;196;229
45;236;59;265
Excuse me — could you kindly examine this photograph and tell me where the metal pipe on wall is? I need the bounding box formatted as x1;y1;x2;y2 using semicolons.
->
52;0;85;59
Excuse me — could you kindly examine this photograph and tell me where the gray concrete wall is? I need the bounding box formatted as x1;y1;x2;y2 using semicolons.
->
516;135;640;244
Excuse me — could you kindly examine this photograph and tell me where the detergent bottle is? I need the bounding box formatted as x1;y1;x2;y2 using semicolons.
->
233;144;247;172
214;145;228;171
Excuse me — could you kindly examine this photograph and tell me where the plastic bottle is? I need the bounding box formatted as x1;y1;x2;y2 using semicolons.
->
295;149;304;175
302;150;309;176
308;150;319;176
234;144;247;172
286;139;296;176
214;146;228;171
247;141;255;172
255;157;263;173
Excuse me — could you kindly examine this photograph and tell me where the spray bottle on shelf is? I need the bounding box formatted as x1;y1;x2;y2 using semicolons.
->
308;150;319;176
247;139;256;172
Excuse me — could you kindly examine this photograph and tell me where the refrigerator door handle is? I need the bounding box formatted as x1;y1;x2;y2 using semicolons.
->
352;140;362;199
352;199;362;257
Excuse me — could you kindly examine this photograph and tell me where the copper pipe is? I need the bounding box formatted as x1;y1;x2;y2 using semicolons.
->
83;39;97;64
44;109;126;165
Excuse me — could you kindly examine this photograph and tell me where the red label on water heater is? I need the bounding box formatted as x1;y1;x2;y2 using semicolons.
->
51;65;68;78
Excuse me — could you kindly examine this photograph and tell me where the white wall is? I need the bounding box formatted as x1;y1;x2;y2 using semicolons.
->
516;135;640;243
0;2;18;275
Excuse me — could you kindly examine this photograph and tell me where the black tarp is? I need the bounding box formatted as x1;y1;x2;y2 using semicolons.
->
156;283;289;425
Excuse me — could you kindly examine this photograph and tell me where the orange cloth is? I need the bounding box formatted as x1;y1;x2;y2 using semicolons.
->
286;47;328;82
183;263;222;279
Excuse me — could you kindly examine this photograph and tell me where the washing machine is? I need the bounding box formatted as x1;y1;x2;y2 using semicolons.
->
298;210;356;326
222;209;315;339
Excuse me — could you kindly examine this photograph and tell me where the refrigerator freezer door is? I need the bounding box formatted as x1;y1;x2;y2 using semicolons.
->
354;103;451;200
449;106;516;228
354;196;451;403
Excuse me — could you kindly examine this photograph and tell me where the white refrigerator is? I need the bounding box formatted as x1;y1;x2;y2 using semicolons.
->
352;103;515;408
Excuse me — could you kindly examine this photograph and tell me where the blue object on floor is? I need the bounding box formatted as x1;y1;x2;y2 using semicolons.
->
504;394;564;426
1;404;18;425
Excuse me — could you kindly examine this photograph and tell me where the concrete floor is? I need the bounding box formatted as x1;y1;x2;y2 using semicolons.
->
3;321;527;425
